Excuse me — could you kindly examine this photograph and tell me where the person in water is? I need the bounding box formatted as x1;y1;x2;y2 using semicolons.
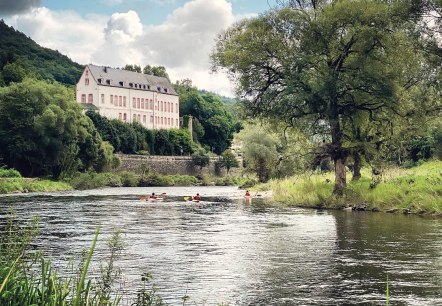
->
245;190;251;197
149;192;157;199
193;193;201;201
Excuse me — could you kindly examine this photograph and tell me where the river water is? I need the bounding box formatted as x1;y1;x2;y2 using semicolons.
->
0;186;441;305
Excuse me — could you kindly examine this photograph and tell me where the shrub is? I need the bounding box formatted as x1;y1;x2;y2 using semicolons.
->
119;171;140;187
170;175;198;186
69;172;109;190
139;173;174;187
0;167;22;178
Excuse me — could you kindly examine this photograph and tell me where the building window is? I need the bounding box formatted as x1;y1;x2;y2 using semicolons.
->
85;78;89;85
123;113;127;121
143;115;146;123
137;114;141;122
110;95;113;105
88;94;93;103
86;70;89;76
161;101;163;112
119;113;122;120
101;94;105;104
81;94;86;103
171;103;173;113
141;98;144;109
161;117;163;125
150;99;153;109
150;116;153;123
133;98;136;108
119;96;122;107
133;114;137;122
137;98;140;109
123;96;126;107
176;103;178;113
176;119;178;126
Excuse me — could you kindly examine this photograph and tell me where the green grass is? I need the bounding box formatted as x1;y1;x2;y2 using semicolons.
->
0;178;72;194
262;160;442;215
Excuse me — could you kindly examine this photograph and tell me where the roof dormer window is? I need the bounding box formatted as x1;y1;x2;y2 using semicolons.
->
119;81;124;86
98;78;102;84
164;88;168;93
129;82;133;87
157;86;161;91
106;79;111;85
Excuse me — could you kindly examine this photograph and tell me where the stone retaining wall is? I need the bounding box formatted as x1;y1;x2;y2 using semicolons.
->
117;154;243;176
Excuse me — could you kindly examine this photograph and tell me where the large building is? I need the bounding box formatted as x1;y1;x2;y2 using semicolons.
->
76;65;179;129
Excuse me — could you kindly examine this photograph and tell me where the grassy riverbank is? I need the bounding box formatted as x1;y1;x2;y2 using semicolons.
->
257;160;442;215
0;177;72;194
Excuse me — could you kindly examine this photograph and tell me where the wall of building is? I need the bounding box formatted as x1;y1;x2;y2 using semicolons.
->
117;154;243;177
76;66;179;129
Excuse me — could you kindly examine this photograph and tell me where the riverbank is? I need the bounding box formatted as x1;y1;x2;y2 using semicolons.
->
0;177;72;193
256;160;442;216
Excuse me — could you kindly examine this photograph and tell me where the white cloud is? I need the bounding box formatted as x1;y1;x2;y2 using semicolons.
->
6;8;107;64
5;0;251;95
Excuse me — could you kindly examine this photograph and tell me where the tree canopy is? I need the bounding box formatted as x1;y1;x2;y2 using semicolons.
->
212;0;441;193
175;81;238;154
0;78;116;178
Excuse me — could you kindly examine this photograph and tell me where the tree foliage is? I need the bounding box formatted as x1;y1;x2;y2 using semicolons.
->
212;0;441;193
0;79;116;178
0;21;83;86
86;111;193;156
175;82;237;154
191;149;210;169
220;149;239;173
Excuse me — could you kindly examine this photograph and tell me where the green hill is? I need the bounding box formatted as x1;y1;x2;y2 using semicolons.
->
0;20;83;86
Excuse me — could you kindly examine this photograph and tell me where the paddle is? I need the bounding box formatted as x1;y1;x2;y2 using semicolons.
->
184;196;191;201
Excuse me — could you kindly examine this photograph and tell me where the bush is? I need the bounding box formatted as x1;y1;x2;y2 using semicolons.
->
119;171;140;187
139;173;174;187
102;172;122;187
69;172;109;190
170;175;198;186
0;167;22;178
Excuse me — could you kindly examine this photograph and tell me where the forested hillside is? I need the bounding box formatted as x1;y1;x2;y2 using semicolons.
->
0;20;83;86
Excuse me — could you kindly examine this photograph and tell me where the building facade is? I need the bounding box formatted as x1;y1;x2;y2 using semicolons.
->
76;65;179;129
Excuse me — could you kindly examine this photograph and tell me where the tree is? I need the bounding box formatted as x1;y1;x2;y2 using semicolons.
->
241;129;279;182
143;65;170;80
220;149;239;173
0;78;115;178
212;1;432;194
123;64;142;73
191;149;210;170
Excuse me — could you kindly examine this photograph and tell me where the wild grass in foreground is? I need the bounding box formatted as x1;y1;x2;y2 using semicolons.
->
0;213;230;306
259;160;442;215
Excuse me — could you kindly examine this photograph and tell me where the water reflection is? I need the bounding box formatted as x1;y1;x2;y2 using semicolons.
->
0;187;441;305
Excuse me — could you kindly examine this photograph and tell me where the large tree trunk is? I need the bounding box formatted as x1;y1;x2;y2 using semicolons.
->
330;118;347;195
352;151;361;181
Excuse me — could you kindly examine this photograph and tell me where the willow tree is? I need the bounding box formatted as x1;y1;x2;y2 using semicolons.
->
212;0;426;194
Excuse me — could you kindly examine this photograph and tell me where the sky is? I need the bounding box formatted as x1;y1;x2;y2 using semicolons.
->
0;0;279;96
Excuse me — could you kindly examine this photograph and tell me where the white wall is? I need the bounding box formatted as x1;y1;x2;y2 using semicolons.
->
76;67;180;130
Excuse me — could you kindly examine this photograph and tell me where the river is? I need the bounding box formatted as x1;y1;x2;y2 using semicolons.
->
0;186;441;305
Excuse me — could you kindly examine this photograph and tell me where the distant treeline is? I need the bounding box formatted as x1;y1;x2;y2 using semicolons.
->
0;20;83;86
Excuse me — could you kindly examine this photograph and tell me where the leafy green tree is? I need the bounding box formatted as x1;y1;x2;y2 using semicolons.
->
177;84;236;154
143;65;170;80
0;78;114;178
191;149;210;170
212;0;433;194
123;64;142;73
220;149;239;173
241;129;279;182
2;62;26;85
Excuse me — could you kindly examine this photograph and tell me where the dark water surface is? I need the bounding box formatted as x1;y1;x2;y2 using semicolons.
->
1;186;441;305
